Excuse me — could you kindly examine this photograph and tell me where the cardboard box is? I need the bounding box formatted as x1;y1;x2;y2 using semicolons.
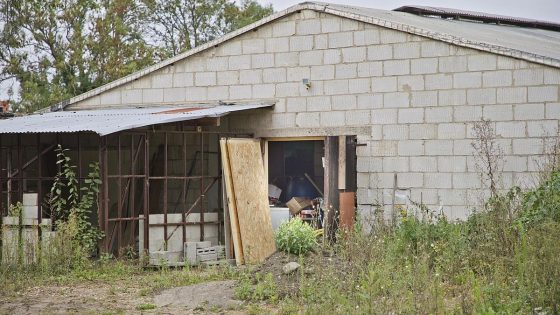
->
286;197;312;215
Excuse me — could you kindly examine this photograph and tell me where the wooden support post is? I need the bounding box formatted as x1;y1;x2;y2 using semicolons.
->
323;136;339;243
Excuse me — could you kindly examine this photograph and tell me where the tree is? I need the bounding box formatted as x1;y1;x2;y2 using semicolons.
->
142;0;273;58
0;0;155;113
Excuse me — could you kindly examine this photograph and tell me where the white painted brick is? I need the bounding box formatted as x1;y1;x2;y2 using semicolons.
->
349;78;370;94
546;103;560;119
357;61;382;77
296;19;321;35
332;95;357;110
411;58;438;74
383;60;410;76
410;156;437;172
335;64;357;79
425;107;452;123
409;124;437;139
206;56;228;71
393;42;420;59
314;34;328;49
272;21;295;37
371;125;383;140
342;47;366;63
324;50;341;64
367;45;392;60
544;68;560;84
286;97;306;112
371;77;397;93
384;92;410;108
513;69;543;86
438;189;466;206
152;74;173;89
398;173;424;188
452;139;472;155
438;156;467;172
194;72;216;86
425;74;452;90
229;55;251;70
383;124;409;140
527;120;558;137
438;123;466;139
321;18;340;33
425;140;453;155
421;41;449;57
504;156;527;172
276;82;300;97
453;174;481;189
358;94;383;109
346;110;371;125
287;67;311;82
163;87;186;102
482;70;512;87
307;96;331;111
371;109;397;124
321;111;345;126
398;108;424;123
296;112;320;128
299;50;323;66
383;157;409;172
263;68;286;83
497;87;527;104
453;72;482;88
122;90;142;104
328;32;353;48
183;57;206;72
439;90;466;106
370;141;397;157
483;105;513;121
425;173;452;188
528;86;558;102
143;89;163;103
379;29;408;43
467;88;496;105
496;121;526;138
468;54;497;71
207;86;229;100
290;35;314;51
454;106;482;122
185;87;207;101
398;75;424;91
324;79;349;95
514;104;544;120
513;139;543;155
271;113;296;129
174;73;194;87
398;140;424;156
217;41;242;56
266;37;289;53
354;29;380;45
411;91;438;107
341;18;360;31
239;70;262;85
251;54;274;69
311;65;335;80
439;56;467;72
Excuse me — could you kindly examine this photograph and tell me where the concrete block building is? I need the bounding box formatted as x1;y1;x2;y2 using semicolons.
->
1;2;559;253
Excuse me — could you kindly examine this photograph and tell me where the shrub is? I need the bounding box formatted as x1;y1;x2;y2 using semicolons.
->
275;218;316;255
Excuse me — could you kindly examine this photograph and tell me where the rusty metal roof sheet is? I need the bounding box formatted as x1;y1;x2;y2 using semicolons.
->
394;6;560;31
0;102;273;136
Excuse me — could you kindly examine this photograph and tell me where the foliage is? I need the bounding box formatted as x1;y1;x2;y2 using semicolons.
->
0;0;273;112
276;218;317;255
519;170;560;228
50;145;103;256
235;272;278;302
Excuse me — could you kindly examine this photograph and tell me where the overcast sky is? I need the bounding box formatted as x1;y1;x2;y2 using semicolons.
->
258;0;560;23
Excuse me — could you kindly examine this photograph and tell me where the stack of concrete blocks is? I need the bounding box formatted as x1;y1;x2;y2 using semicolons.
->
139;213;220;265
184;241;226;266
1;193;53;265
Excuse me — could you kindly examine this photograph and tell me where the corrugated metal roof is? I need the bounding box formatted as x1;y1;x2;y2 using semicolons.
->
52;2;560;111
0;103;274;136
394;6;560;31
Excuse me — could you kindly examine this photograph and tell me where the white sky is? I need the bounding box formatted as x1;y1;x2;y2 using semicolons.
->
258;0;560;23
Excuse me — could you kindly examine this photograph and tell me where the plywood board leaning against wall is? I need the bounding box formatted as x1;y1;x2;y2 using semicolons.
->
223;138;276;264
220;139;244;265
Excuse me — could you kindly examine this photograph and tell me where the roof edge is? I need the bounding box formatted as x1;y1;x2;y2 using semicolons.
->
52;1;560;111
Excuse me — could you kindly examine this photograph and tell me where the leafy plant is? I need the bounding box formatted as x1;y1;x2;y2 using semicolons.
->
275;218;317;255
519;170;560;228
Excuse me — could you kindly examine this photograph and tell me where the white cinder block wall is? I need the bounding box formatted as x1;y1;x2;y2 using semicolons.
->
69;10;560;222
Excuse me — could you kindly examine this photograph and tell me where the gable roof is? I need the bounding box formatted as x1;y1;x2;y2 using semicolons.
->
53;1;560;111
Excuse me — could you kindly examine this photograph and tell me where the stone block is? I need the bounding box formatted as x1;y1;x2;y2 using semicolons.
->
143;89;163;103
324;50;341;64
300;50;323;66
358;94;383;109
296;19;321;35
263;68;286;83
527;120;558;137
425;173;452;188
346;110;371;125
496;121;526;138
397;173;424;188
217;40;242;56
528;86;558;102
411;91;438;107
383;60;410;76
411;58;438;74
425;73;452;90
546;103;560;119
382;157;409;172
272;21;296;37
367;45;393;60
357;61;382;77
252;84;275;99
371;109;397;124
410;156;437;172
503;156;527;172
307;96;331;111
453;174;480;189
379;29;408;43
544;68;560;84
275;82;300;97
354;29;380;45
296;112;320;128
398;75;424;91
398;140;424;156
439;56;467;72
482;70;512;87
497;87;527;103
438;123;466;139
384;92;410;108
514;103;544;120
328;32;353;48
383;124;409;140
321;18;340;33
310;65;335;80
398;108;424;123
421;41;449;57
229;55;251;70
349;78;370;94
266;37;289;53
152;74;173;89
454;106;483;122
409;124;437;140
453;139;473;155
512;139;543;155
453;72;482;88
393;42;420;59
425;107;452;123
332;95;357;110
239;69;262;85
513;69;543;86
229;85;251;100
438;90;466;106
320;111;345;127
100;90;121;105
371;77;397;93
467;88;496;105
342;47;367;63
324;79;349;95
438;156;467;172
425;140;453;155
483;104;513;121
252;54;274;69
185;87;207;101
467;54;497;71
